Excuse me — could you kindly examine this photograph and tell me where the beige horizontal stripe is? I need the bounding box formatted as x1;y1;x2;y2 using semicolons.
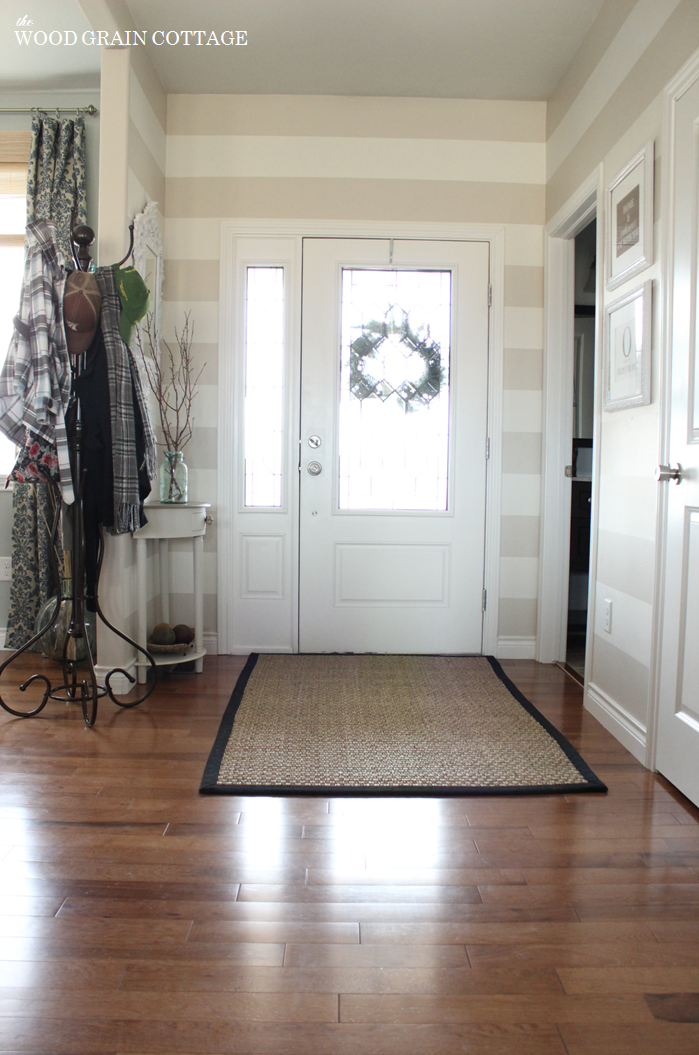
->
187;343;218;385
500;516;540;559
188;384;218;428
165;178;545;226
130;48;167;132
504;225;544;268
504;266;543;308
170;592;217;633
598;475;656;542
166;547;217;594
501;474;541;517
166;136;545;185
503;349;543;391
165;218;222;261
591;635;649;728
547;0;682;179
167;95;546;143
163;260;220;302
547;0;638;139
504;307;543;349
162;219;548;266
503;390;542;433
499;557;539;600
183;466;217;505
547;0;699;221
502;433;542;475
129;66;166;172
182;426;217;470
162;301;218;343
498;598;537;638
128;120;165;207
596;529;655;606
0;234;23;247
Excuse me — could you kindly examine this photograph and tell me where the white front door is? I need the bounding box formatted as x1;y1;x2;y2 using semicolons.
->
656;72;699;807
298;238;490;653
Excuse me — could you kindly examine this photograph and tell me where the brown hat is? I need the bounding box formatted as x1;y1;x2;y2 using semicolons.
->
64;271;101;356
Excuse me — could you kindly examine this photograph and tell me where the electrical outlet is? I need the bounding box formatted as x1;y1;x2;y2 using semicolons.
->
0;558;11;581
603;598;612;634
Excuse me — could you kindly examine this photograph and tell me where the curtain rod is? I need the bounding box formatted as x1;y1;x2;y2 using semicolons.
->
0;105;98;116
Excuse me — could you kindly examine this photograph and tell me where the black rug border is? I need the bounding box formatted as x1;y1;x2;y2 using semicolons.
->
199;653;607;796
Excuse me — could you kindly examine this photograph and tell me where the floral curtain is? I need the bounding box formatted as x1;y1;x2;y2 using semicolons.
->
5;113;86;648
26;112;87;261
5;485;62;651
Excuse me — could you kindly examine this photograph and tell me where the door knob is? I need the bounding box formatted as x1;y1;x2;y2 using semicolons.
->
307;461;322;476
655;463;682;484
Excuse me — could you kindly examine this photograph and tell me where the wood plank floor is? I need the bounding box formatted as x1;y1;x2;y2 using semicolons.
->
0;654;698;1054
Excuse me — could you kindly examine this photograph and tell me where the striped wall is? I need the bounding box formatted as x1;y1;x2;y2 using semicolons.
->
544;0;699;751
162;95;547;651
127;50;166;220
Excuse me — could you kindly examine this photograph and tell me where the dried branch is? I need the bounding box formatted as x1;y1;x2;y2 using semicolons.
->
133;313;205;453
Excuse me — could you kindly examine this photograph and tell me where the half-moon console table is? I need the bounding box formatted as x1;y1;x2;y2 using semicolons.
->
133;502;211;684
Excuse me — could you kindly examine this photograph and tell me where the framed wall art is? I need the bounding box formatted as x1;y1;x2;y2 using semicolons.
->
133;200;164;351
606;140;654;290
603;280;652;412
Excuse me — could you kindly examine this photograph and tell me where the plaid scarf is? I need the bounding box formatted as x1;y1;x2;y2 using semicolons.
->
0;221;74;502
94;267;156;532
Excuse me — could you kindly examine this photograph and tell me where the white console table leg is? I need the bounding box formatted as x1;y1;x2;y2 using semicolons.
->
159;539;170;624
193;534;204;673
136;537;148;684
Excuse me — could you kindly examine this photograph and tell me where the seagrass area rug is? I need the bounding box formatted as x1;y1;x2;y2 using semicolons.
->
200;653;607;796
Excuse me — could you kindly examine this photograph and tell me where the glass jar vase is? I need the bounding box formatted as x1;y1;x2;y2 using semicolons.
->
35;580;97;664
160;450;188;503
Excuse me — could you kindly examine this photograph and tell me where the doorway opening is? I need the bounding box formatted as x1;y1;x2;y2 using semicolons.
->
565;219;596;683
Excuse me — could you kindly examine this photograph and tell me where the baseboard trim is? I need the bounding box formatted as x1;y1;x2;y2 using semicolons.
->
496;635;536;660
95;661;137;697
585;681;646;764
229;645;294;655
203;632;218;655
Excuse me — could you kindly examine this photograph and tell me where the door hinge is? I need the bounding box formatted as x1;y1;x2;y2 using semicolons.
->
482;588;487;612
486;437;490;460
488;284;492;307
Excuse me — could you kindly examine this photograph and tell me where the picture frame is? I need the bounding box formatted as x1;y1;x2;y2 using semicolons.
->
603;280;652;412
606;140;654;291
133;201;163;353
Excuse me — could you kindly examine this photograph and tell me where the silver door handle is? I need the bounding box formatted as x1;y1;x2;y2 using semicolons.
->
655;463;682;484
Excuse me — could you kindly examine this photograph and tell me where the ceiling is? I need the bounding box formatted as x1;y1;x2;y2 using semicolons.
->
2;0;100;91
2;0;607;99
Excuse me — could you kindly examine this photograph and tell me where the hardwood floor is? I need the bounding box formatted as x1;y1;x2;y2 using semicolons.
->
0;654;698;1054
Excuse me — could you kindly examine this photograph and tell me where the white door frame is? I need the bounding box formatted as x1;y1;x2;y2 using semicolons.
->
218;219;505;656
646;48;699;773
537;168;604;672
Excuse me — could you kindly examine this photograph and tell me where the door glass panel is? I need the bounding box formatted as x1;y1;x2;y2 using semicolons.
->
339;269;451;511
244;266;284;507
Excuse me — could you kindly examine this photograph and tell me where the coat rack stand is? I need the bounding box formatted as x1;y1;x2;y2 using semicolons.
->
0;224;156;727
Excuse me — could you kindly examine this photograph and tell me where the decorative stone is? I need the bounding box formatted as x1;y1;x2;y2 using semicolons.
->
173;624;195;644
151;622;175;645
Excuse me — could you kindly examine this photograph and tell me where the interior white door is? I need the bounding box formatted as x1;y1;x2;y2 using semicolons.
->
656;75;699;807
299;238;490;653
